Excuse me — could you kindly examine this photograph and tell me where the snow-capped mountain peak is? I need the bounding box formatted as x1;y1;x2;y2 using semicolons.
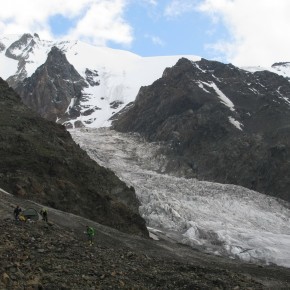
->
1;33;290;129
0;33;201;128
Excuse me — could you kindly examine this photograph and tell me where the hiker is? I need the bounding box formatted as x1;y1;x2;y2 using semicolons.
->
13;205;22;221
86;226;95;246
40;208;48;222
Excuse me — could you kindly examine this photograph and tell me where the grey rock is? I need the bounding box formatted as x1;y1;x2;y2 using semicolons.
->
113;57;290;202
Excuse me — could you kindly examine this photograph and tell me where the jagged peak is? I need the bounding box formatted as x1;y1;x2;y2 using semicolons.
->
45;46;70;65
175;57;193;66
33;33;40;40
19;33;34;42
47;46;65;56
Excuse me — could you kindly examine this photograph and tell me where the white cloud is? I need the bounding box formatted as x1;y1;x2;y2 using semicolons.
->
197;0;290;66
164;0;197;17
67;1;133;46
0;0;133;46
145;34;165;46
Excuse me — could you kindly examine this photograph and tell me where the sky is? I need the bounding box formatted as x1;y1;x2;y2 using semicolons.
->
1;0;290;67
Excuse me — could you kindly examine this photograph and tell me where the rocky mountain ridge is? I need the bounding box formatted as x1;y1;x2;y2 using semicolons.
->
0;77;147;237
15;46;88;122
113;57;290;202
2;33;290;130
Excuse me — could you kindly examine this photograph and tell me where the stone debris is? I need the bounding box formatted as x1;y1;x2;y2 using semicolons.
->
0;219;264;290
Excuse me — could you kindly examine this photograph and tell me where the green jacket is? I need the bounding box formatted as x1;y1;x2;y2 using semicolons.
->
87;227;95;236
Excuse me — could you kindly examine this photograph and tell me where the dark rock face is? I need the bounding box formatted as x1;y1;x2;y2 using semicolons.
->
113;58;290;202
110;100;123;109
85;68;100;86
0;78;148;236
15;46;88;122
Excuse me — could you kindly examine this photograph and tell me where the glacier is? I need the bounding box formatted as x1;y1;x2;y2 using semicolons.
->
70;127;290;269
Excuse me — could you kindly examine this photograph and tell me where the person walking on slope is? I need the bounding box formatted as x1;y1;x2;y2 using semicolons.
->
13;205;22;221
40;208;48;222
86;225;95;246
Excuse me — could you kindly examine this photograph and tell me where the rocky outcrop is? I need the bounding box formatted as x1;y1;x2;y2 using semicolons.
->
113;58;290;202
5;33;35;61
85;68;100;86
0;78;148;236
15;46;88;122
4;33;38;87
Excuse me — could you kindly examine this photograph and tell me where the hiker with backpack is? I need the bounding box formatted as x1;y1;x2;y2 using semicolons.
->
40;208;48;222
86;225;95;246
13;205;22;221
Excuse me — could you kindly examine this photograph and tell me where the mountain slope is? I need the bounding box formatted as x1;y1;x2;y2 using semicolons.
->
113;58;290;202
0;77;147;236
1;188;290;289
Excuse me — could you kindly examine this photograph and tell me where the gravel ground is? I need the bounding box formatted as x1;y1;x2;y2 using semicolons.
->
1;189;290;289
